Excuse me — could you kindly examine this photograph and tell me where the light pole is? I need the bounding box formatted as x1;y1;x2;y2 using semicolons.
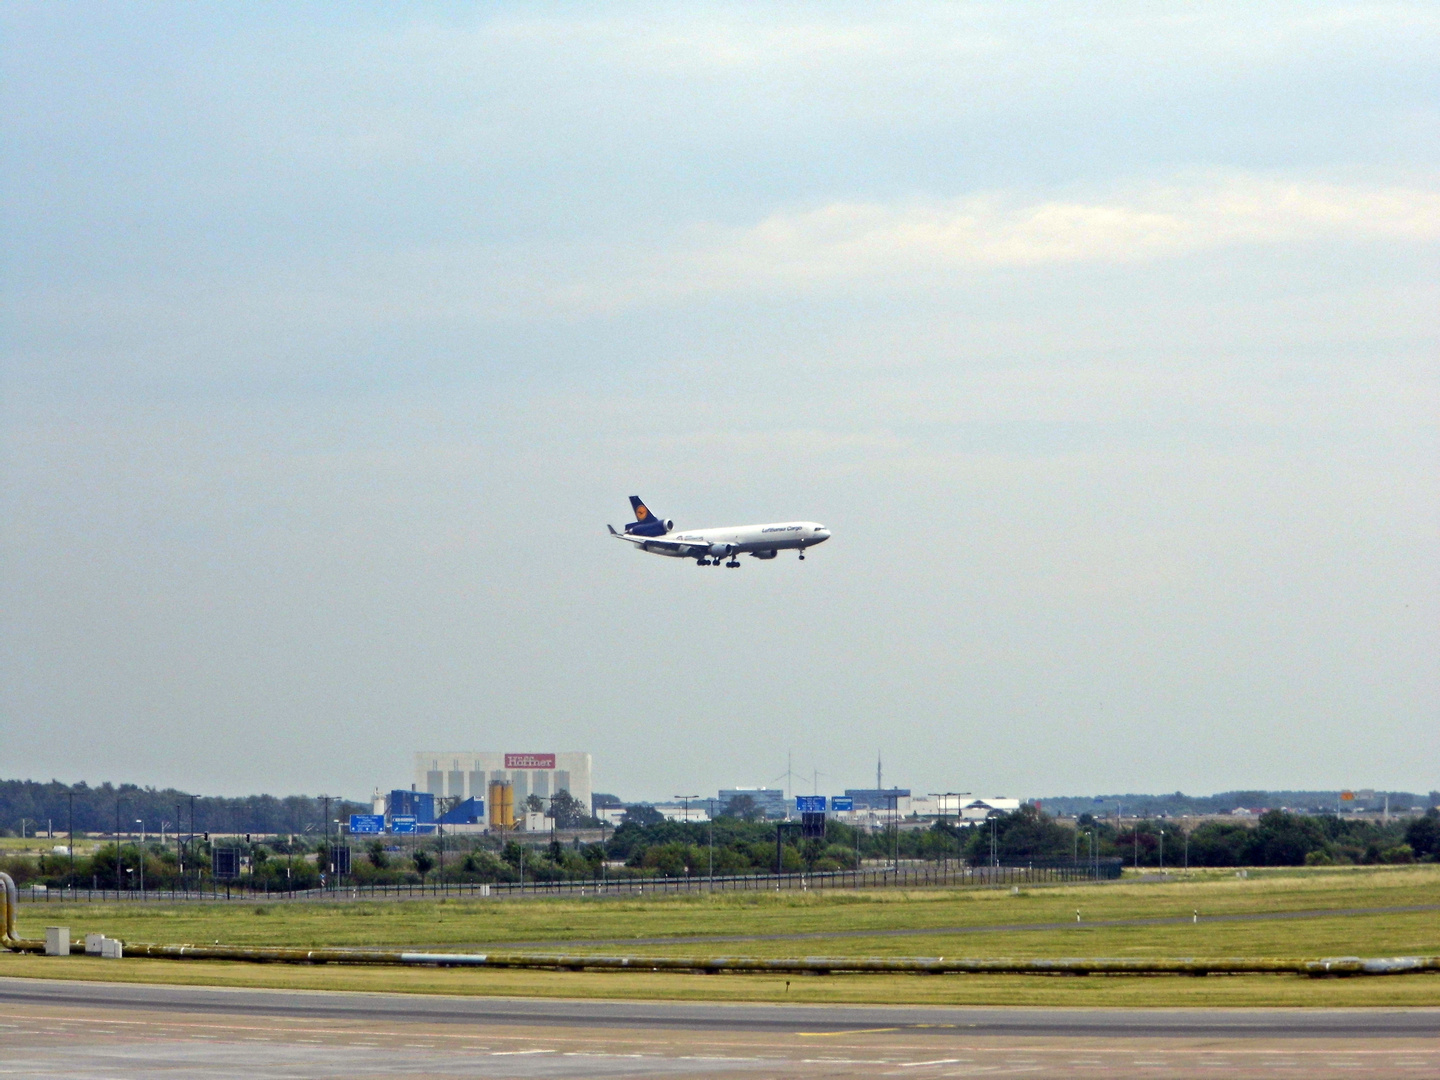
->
1158;829;1165;872
928;792;969;875
707;799;715;886
135;820;145;896
674;795;698;881
115;799;124;891
674;795;698;824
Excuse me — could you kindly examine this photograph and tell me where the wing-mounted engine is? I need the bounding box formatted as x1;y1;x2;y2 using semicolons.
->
709;543;735;558
749;549;778;560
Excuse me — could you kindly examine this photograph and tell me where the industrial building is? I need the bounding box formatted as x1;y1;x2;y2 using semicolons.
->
414;751;593;812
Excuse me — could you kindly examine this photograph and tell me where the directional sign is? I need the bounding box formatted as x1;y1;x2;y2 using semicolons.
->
795;795;826;813
829;796;854;812
348;814;385;834
390;815;418;835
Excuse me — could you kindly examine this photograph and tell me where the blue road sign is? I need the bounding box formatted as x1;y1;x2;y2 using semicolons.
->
829;796;854;812
390;815;418;835
348;814;385;834
795;795;827;813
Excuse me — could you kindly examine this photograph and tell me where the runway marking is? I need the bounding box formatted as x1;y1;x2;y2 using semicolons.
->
798;1027;901;1036
899;1059;964;1067
490;1049;553;1056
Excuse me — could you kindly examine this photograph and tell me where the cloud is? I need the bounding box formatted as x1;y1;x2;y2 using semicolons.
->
599;175;1440;308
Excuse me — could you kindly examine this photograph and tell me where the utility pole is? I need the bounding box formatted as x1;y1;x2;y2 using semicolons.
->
115;798;123;891
674;795;698;825
707;799;715;885
318;795;333;890
135;820;145;895
189;794;198;893
67;792;74;888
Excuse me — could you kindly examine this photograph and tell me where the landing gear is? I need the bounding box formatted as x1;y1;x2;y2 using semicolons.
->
798;552;806;560
726;559;741;568
696;559;711;566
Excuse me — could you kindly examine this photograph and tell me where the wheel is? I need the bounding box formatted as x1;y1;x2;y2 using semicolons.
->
798;554;806;560
697;559;709;566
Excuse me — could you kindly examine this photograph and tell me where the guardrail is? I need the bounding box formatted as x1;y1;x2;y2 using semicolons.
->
10;860;1123;904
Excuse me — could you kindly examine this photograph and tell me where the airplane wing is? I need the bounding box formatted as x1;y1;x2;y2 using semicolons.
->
608;525;698;555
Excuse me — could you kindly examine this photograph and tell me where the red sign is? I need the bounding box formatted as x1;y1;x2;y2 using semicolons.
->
505;753;556;769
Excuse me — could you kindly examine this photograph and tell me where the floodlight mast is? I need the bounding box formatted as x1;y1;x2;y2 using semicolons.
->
928;792;970;874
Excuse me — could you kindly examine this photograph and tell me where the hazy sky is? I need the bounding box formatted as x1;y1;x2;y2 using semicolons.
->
3;3;1436;803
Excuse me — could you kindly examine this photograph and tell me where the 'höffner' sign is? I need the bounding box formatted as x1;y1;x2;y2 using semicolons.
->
505;753;556;769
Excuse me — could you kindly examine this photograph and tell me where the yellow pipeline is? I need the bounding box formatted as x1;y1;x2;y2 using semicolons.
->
0;872;46;952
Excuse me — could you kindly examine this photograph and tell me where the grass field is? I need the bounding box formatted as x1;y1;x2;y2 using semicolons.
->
5;865;1438;1006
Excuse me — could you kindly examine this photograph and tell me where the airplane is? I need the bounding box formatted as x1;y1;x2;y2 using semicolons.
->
608;496;831;567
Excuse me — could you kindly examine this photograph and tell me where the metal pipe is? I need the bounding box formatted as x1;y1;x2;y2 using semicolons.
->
0;871;46;952
107;940;1440;977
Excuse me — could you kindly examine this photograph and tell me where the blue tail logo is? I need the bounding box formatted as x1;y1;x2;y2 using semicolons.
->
626;496;669;537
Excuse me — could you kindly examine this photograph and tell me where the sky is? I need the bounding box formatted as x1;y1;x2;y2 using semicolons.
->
2;2;1436;804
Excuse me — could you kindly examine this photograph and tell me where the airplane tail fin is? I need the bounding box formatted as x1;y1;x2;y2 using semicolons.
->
625;495;669;537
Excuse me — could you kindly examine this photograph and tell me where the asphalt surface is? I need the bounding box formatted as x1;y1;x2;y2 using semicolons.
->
3;976;1440;1079
1;976;1436;1037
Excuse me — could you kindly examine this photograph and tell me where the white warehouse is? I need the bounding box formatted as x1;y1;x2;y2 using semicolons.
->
414;751;593;810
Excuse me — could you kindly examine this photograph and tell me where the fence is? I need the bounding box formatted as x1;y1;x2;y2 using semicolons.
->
16;859;1122;904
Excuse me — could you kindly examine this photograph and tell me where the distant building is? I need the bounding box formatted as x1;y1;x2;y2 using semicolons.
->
717;788;788;819
958;798;1020;821
386;790;435;823
414;752;593;812
844;788;912;814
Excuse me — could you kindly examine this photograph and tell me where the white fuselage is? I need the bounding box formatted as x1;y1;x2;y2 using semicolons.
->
640;521;830;559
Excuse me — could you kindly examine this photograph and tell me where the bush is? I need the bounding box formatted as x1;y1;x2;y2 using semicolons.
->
1380;844;1415;864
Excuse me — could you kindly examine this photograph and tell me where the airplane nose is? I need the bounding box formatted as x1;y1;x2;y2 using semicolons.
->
814;527;831;542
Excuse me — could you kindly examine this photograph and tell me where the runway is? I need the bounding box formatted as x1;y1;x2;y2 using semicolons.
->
2;977;1437;1078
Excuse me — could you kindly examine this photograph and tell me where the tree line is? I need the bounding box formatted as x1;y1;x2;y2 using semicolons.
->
0;778;366;837
5;800;1436;891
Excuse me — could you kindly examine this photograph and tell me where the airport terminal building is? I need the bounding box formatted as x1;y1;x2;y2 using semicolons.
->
415;751;593;810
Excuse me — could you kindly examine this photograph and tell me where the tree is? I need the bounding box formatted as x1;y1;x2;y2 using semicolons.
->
550;789;589;829
366;839;388;869
1247;810;1327;866
412;848;435;881
524;794;544;813
1405;809;1440;860
720;794;765;822
621;804;664;827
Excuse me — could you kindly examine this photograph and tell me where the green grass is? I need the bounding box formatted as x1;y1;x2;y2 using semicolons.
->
5;864;1438;1006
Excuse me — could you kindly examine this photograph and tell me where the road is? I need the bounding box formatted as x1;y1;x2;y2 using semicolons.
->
1;977;1437;1078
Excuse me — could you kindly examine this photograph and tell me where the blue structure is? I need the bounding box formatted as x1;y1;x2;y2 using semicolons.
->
436;797;486;825
387;790;435;823
348;814;385;834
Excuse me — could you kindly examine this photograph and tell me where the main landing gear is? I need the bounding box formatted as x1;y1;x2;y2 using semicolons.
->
696;558;711;566
726;559;741;568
